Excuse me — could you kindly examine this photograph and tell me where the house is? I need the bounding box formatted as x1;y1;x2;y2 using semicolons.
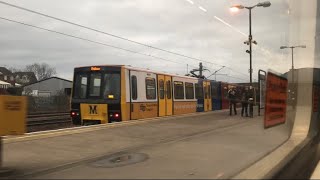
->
22;77;72;97
0;67;15;86
0;80;12;89
13;72;37;85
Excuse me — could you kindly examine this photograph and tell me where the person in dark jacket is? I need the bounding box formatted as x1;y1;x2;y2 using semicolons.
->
241;87;249;117
228;86;237;116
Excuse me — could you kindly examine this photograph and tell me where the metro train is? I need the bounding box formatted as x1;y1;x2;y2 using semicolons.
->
70;65;253;125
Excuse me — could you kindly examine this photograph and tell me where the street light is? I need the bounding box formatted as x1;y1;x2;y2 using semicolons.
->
280;45;306;108
280;45;306;81
230;1;271;86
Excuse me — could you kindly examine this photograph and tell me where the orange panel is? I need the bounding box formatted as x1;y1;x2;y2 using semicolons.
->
130;102;158;120
173;101;197;115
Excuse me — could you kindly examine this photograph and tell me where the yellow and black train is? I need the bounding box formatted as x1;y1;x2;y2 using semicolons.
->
70;65;250;125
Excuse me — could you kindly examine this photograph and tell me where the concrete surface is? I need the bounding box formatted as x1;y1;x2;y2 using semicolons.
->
1;109;290;179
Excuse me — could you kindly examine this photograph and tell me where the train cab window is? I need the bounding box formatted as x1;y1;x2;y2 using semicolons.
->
89;73;101;97
131;75;138;100
174;81;184;99
159;80;164;99
195;83;203;99
74;74;87;99
146;78;156;100
166;81;172;99
103;73;120;100
185;82;194;99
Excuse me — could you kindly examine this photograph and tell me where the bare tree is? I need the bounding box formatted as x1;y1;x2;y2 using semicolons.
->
8;67;20;73
24;63;57;80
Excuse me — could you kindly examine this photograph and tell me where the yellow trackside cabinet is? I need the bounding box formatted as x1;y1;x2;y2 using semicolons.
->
0;95;27;136
80;104;108;124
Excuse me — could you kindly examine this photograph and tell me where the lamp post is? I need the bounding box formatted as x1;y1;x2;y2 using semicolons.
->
231;1;271;86
280;45;306;108
280;45;306;81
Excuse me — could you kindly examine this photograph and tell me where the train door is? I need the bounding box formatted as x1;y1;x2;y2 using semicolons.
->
207;82;212;111
211;81;221;110
164;75;173;116
196;80;204;112
129;70;139;120
158;75;165;116
204;81;212;111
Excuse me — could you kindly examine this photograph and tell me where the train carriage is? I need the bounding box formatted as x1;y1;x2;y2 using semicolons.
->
71;65;212;125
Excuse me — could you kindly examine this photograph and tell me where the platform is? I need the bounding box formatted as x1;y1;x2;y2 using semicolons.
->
2;109;290;179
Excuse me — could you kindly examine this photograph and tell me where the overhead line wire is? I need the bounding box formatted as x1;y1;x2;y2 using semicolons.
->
0;16;199;68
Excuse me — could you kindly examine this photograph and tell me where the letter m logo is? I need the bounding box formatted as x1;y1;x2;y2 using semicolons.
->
89;105;98;114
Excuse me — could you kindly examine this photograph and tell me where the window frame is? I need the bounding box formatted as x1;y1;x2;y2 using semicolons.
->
145;77;156;100
185;82;195;99
166;80;172;99
73;73;88;99
131;75;138;100
159;79;165;99
195;83;204;99
174;81;185;100
89;73;102;98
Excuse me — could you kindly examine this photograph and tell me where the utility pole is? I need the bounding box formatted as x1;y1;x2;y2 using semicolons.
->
189;62;207;79
199;62;203;78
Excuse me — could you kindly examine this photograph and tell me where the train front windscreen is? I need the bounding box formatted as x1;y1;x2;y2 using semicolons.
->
72;70;120;100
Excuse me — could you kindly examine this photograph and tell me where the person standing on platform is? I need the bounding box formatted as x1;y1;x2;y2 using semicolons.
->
248;86;254;118
241;87;249;117
228;86;237;116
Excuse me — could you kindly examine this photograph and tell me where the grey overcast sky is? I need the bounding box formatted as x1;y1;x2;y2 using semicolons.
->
0;0;292;82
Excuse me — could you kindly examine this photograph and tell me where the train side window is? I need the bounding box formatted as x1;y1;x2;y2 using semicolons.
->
131;75;137;100
174;81;184;99
195;83;203;99
159;80;164;99
146;77;156;100
185;82;194;99
166;81;172;99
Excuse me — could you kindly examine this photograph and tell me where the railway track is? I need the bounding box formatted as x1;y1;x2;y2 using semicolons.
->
27;112;71;127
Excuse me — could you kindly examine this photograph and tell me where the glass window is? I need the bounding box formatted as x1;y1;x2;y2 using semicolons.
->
195;83;203;99
174;81;184;99
208;85;211;98
74;74;87;99
131;75;137;100
159;80;164;99
185;82;194;99
204;84;208;99
146;78;156;100
166;80;172;99
103;73;120;99
4;75;7;80
89;73;101;97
